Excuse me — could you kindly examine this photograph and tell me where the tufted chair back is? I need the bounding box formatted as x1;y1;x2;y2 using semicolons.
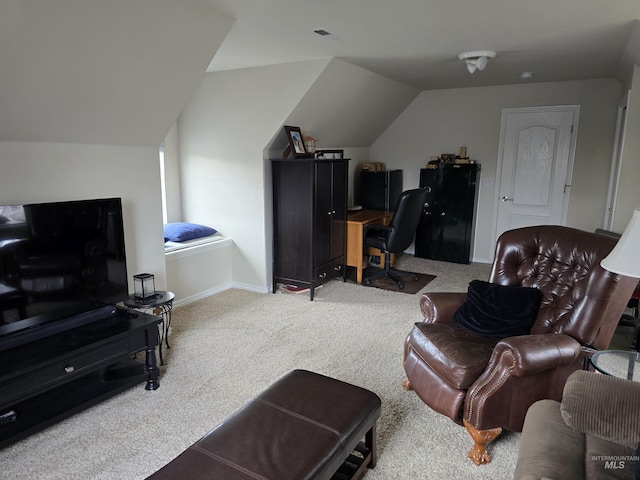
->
489;225;634;349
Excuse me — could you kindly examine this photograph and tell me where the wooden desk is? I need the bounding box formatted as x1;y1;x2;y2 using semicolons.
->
347;210;394;284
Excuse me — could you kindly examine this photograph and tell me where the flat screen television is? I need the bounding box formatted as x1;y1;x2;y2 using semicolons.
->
0;198;128;347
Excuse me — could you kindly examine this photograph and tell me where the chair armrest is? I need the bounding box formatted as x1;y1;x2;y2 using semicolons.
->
419;292;467;324
363;224;393;236
465;334;583;431
561;370;640;449
491;334;582;377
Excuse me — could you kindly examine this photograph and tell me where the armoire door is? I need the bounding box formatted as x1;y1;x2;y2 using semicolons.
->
330;160;347;262
314;161;333;267
315;160;347;267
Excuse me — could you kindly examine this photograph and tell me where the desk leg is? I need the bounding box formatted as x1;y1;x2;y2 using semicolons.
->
357;256;364;284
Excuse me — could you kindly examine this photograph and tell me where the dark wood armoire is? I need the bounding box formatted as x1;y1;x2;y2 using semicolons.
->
271;158;348;300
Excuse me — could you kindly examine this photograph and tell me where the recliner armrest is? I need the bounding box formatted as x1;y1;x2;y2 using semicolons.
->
491;334;582;377
561;370;640;449
419;292;468;324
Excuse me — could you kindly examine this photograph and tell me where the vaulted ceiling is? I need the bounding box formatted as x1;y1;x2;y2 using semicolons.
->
205;0;640;90
2;0;638;147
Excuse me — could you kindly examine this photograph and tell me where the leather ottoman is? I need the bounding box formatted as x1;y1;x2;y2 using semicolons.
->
147;369;382;480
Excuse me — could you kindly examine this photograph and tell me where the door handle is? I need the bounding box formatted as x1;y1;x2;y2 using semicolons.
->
501;196;514;202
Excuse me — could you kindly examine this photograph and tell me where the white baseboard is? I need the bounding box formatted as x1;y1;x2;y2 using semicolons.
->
172;282;269;308
172;283;232;308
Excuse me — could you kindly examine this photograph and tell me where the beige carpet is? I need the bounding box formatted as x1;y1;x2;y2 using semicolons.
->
0;256;523;479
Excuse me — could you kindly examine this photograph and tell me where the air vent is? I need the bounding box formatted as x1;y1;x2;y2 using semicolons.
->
312;28;341;40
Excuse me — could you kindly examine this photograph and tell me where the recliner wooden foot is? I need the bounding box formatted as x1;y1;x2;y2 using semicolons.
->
463;419;502;465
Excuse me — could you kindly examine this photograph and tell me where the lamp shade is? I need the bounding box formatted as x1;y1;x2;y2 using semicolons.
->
600;207;640;278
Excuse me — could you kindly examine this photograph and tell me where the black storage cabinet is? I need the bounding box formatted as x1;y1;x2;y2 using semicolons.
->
415;163;479;264
271;158;348;300
358;170;403;211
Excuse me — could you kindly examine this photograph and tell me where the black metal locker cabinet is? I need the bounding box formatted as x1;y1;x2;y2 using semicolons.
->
358;170;403;211
415;163;479;264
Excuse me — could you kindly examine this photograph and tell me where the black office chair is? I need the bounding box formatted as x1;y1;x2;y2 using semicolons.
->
363;188;428;289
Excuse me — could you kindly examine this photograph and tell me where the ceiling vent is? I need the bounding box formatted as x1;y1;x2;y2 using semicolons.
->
312;28;342;40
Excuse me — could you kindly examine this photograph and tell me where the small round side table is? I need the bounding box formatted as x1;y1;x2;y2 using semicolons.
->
124;291;175;365
590;350;639;382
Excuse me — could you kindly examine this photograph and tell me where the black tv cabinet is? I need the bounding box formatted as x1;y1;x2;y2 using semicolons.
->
0;306;161;449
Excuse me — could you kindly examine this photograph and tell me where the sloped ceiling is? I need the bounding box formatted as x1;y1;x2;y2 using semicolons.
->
284;58;420;148
618;20;640;85
0;0;234;146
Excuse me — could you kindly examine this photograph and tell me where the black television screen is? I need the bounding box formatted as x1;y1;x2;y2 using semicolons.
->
0;198;128;340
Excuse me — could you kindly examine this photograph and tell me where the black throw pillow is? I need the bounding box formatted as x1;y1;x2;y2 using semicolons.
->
452;280;542;340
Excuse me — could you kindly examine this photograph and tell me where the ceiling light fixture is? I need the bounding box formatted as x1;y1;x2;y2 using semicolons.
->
458;50;497;74
521;71;534;79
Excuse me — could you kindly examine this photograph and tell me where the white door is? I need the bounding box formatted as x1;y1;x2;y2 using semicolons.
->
494;106;580;247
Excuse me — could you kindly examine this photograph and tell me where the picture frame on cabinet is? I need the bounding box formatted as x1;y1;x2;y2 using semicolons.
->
284;125;308;158
316;149;344;159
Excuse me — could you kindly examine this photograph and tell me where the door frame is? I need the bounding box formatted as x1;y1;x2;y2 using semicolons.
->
491;105;580;256
603;91;629;231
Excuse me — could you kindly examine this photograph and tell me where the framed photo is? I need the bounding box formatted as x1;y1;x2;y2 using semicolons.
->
284;125;308;158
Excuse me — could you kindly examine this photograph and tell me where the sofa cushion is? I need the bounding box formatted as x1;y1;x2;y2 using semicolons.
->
452;280;542;340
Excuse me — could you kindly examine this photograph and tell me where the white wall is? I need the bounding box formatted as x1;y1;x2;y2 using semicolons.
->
162;123;183;223
613;65;640;232
165;238;233;306
0;142;167;291
372;78;622;262
178;60;331;292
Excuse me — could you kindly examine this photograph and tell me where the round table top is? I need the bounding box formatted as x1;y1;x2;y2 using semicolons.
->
123;290;175;309
590;350;639;382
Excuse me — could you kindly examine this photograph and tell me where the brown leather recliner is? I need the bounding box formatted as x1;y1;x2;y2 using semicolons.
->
403;225;638;465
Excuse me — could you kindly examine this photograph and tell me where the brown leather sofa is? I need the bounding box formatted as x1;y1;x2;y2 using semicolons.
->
403;226;638;464
515;370;640;479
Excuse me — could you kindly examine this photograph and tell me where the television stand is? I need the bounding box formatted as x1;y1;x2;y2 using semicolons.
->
0;308;161;449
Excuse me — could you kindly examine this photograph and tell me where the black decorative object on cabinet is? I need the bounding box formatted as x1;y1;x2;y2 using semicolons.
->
271;158;348;300
415;163;480;264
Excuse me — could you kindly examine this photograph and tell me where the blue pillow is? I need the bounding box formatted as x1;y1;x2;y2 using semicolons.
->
452;280;542;340
164;222;217;242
